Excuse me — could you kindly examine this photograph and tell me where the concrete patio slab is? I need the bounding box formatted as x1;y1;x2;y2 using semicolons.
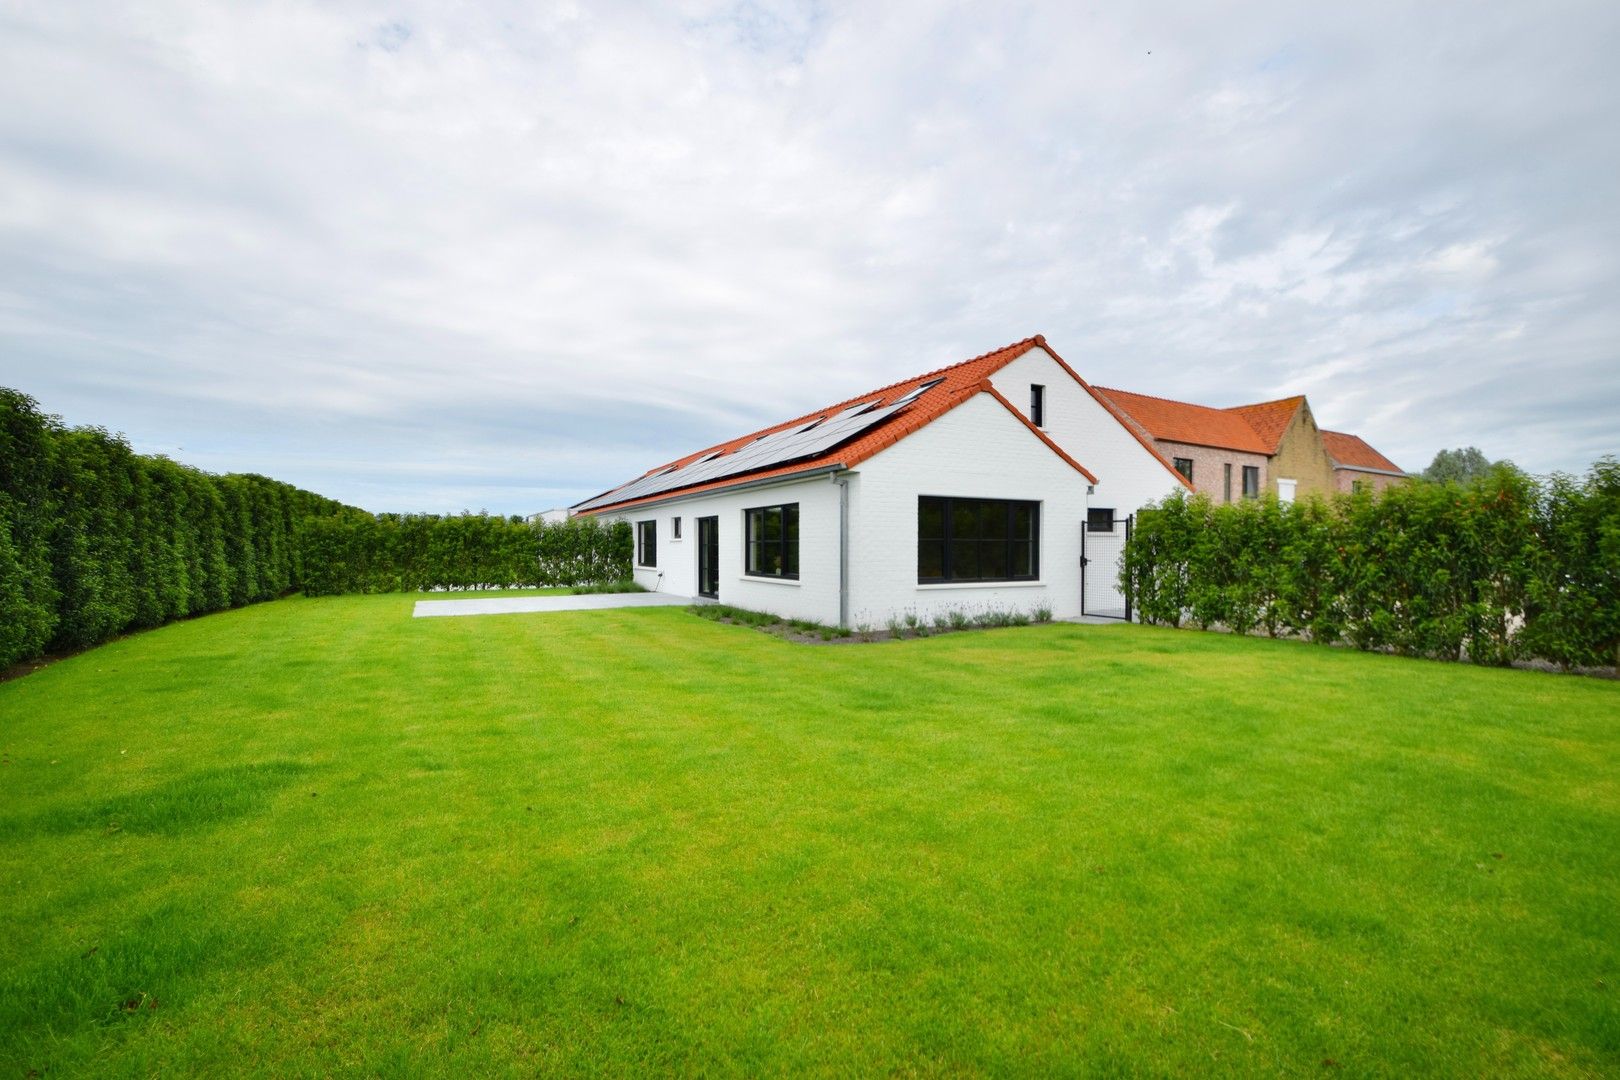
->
412;592;699;618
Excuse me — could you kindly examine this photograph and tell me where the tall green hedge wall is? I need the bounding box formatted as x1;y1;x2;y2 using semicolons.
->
1121;460;1620;669
1;388;634;669
297;514;631;596
1;388;355;668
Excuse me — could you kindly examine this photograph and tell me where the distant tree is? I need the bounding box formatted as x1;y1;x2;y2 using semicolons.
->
1423;447;1503;484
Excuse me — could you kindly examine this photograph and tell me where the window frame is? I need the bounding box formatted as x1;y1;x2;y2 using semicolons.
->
636;519;657;568
744;502;799;580
917;496;1040;584
1030;384;1046;428
1242;465;1260;499
1173;457;1194;483
671;516;682;540
1086;507;1115;533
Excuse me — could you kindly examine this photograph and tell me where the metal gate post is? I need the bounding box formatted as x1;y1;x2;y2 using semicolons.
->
1079;520;1088;616
1124;514;1133;623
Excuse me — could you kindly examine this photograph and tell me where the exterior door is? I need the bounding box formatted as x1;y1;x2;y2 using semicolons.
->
697;516;719;599
1080;513;1133;620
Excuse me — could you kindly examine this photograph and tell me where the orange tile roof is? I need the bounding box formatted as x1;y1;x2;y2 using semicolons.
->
1092;387;1272;454
574;336;1133;514
1322;430;1404;474
1225;396;1306;454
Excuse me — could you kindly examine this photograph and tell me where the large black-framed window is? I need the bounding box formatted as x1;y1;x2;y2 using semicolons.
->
1242;466;1260;499
1173;457;1194;482
636;520;657;567
744;503;799;579
918;496;1039;583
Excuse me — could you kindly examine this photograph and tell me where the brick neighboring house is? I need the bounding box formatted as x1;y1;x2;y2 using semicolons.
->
1095;387;1405;504
1092;387;1269;503
1226;395;1339;501
1322;430;1408;493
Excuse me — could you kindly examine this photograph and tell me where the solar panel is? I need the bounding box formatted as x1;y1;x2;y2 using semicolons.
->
575;385;939;511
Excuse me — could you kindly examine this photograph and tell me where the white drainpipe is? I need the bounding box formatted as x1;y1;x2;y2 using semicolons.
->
831;471;850;628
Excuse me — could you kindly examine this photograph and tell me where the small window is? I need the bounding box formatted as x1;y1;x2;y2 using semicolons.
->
671;516;682;540
918;496;1039;583
1030;384;1046;427
1242;466;1260;499
745;503;799;579
636;520;657;567
1087;508;1115;533
1223;463;1233;503
890;378;945;408
1173;457;1194;482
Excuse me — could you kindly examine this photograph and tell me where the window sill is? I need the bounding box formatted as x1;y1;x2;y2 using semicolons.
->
916;580;1044;591
741;574;800;587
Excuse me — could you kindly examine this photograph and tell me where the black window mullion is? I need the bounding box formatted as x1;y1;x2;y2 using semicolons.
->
743;502;799;579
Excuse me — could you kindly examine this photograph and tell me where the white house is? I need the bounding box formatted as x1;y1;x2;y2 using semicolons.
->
572;336;1188;627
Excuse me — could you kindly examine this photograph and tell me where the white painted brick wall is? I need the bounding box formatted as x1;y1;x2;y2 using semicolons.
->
600;474;844;624
990;348;1186;516
847;392;1090;625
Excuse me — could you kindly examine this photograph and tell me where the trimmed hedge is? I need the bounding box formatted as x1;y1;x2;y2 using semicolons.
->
297;513;631;595
1122;460;1620;668
2;388;641;668
1;389;356;668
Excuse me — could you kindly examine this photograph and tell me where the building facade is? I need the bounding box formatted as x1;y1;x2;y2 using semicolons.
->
573;337;1188;626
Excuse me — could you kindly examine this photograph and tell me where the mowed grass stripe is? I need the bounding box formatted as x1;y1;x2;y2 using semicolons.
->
1;593;1616;1076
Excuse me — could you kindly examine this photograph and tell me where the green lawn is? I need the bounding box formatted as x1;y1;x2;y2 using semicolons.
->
1;595;1616;1077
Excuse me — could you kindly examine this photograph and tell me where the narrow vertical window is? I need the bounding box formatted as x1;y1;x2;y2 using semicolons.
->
671;516;682;540
1242;466;1260;499
636;520;657;567
1030;384;1046;427
1223;464;1233;503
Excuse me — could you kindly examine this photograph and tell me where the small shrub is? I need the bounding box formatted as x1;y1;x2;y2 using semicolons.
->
1033;605;1053;623
947;609;970;631
570;580;645;595
885;615;905;638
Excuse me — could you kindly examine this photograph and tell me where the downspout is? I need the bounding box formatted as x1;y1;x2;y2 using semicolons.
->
831;470;850;628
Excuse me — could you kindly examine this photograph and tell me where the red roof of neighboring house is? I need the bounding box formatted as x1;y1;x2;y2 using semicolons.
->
1322;430;1404;475
1224;396;1306;454
574;336;1153;515
1093;386;1272;454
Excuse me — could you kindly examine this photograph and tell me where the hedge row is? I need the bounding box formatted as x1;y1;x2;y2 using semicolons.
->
2;388;637;668
297;513;631;595
1;388;354;668
1121;459;1620;668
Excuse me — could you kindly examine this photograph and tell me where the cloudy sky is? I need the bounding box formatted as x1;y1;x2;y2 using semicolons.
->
2;1;1616;513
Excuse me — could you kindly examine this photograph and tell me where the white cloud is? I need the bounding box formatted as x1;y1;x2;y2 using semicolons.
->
0;0;1616;511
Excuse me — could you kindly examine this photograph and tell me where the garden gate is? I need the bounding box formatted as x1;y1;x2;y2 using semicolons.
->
1080;513;1133;620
